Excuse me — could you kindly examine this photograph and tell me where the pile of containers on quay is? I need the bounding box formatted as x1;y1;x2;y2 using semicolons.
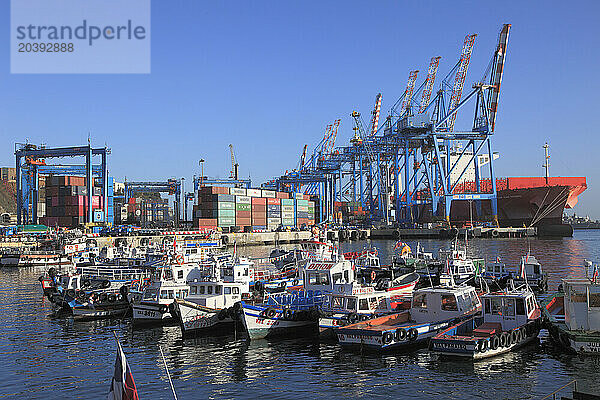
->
126;196;170;226
192;186;318;232
38;175;114;228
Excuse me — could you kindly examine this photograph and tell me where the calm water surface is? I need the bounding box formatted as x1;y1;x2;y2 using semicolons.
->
2;230;600;399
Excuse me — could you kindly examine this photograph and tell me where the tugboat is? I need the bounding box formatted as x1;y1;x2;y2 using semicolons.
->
172;255;254;337
514;254;548;293
335;284;481;351
438;244;485;286
543;261;600;354
430;283;542;359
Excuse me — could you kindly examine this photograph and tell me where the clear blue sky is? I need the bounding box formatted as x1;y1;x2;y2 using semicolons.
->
1;1;599;217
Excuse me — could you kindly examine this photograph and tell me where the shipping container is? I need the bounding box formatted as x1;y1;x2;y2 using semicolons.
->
267;198;280;206
246;188;261;197
236;203;251;211
235;196;251;204
261;190;276;198
276;192;290;199
230;188;247;196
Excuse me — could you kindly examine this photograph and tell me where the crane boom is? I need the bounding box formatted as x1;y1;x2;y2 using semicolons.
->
419;57;441;114
486;24;511;132
369;93;382;136
400;70;419;117
299;144;308;170
446;33;477;132
229;144;239;180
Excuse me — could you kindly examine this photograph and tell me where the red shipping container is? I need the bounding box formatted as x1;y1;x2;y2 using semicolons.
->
236;217;251;225
267;198;280;206
236;210;251;218
251;197;267;205
51;197;59;207
198;218;217;227
128;198;136;205
251;204;266;212
276;192;290;199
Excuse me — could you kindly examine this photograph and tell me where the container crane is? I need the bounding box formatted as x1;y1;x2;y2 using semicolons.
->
400;70;419;117
369;93;383;136
446;34;477;132
486;24;510;132
229;144;239;180
419;57;441;114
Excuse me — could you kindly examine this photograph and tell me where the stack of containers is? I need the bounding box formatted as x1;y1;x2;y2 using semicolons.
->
266;198;281;230
295;193;310;227
235;195;251;230
251;197;266;230
281;197;295;227
40;175;104;227
307;199;315;225
106;177;114;225
195;186;232;229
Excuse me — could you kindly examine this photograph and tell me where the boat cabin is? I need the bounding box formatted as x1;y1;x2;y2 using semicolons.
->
410;285;481;324
185;281;247;309
562;278;600;332
481;290;539;331
302;259;355;294
324;285;392;314
519;255;543;280
353;252;381;269
300;240;338;262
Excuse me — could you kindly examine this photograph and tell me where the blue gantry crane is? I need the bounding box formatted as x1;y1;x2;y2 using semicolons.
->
15;143;111;225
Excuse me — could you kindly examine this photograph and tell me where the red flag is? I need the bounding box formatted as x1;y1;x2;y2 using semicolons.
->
108;340;139;400
593;266;599;283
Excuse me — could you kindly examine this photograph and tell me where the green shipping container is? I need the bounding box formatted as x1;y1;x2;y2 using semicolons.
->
218;201;235;210
214;209;235;218
236;203;251;211
218;217;236;226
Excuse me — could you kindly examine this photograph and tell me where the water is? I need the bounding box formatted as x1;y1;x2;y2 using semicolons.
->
2;230;600;399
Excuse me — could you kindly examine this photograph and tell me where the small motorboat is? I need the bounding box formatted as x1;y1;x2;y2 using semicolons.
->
336;284;481;351
543;261;600;354
430;284;542;359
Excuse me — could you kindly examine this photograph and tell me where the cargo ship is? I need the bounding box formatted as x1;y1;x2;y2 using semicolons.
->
449;176;587;228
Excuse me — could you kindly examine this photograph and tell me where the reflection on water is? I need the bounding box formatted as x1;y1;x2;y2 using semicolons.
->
1;230;600;399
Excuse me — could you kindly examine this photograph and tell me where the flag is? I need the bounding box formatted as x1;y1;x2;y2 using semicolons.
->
593;265;599;283
496;256;501;263
393;241;406;251
445;258;450;275
108;340;139;400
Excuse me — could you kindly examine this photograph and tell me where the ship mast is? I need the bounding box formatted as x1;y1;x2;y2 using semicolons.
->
542;142;550;184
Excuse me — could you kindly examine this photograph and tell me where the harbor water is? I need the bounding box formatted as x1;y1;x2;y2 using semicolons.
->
2;231;600;399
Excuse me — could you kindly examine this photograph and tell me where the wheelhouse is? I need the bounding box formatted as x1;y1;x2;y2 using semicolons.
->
482;290;539;331
410;286;481;323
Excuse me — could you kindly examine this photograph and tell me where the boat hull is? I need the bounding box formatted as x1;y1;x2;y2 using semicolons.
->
240;303;318;340
175;300;236;337
132;302;173;326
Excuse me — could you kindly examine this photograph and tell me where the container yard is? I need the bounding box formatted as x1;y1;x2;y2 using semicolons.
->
1;2;599;400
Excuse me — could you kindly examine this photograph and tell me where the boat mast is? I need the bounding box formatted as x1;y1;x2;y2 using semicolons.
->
543;142;550;184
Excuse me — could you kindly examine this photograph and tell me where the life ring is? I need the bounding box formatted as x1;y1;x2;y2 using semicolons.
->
383;331;394;344
254;281;263;292
396;328;407;341
371;271;377;282
293;279;299;286
77;290;86;300
279;281;286;288
159;304;168;313
408;328;419;341
175;255;184;265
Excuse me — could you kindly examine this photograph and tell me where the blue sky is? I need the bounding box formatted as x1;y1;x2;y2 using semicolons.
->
1;1;599;218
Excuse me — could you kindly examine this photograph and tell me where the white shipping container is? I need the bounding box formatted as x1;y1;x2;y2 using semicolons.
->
230;188;247;196
267;217;281;224
235;196;251;204
282;212;294;219
246;188;261;197
297;205;309;212
261;190;276;198
282;205;294;212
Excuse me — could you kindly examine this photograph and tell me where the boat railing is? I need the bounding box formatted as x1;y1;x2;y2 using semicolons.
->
540;379;577;400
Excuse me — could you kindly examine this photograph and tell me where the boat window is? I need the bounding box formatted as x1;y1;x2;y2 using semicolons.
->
371;259;378;267
233;287;239;294
207;286;213;295
308;273;318;285
167;290;174;299
516;298;526;315
484;298;491;314
441;295;458;311
569;286;587;303
143;288;159;300
199;286;205;294
177;270;183;279
368;297;378;310
163;269;173;280
377;297;386;309
71;277;78;288
490;297;502;315
343;297;355;311
343;270;349;282
458;266;466;274
332;273;342;283
216;286;222;295
332;296;344;308
160;290;167;299
533;264;540;275
413;293;427;309
589;292;600;308
183;290;188;298
359;299;368;311
224;287;231;295
503;298;515;316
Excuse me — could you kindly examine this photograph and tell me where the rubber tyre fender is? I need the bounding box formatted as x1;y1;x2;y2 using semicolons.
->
159;304;168;313
383;331;394;344
102;280;111;289
500;332;510;347
490;335;500;350
254;281;263;292
408;327;419;341
293;279;299;286
347;312;359;324
283;308;294;320
168;302;177;315
65;289;76;299
477;339;487;353
82;279;91;288
265;308;277;319
510;330;519;345
396;328;407;341
360;314;370;322
99;293;108;302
